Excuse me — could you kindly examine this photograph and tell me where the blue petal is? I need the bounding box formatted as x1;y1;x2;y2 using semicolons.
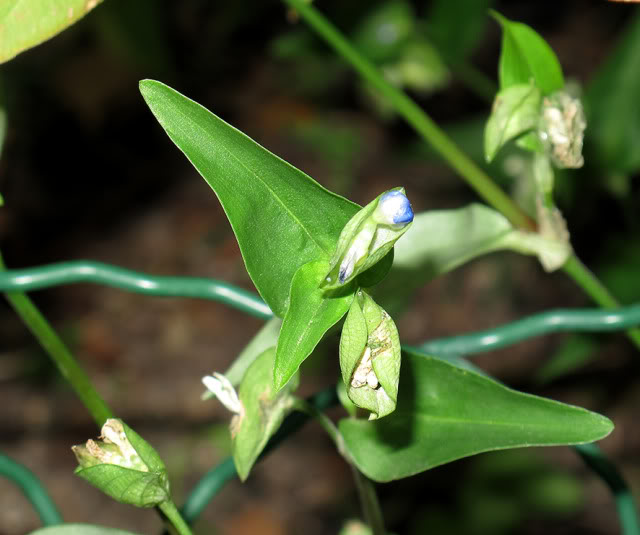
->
379;191;414;225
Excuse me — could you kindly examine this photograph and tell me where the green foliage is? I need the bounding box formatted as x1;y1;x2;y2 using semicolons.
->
586;11;640;173
274;259;353;390
139;80;358;318
0;0;103;64
427;0;494;64
233;347;299;480
340;352;613;482
491;11;564;94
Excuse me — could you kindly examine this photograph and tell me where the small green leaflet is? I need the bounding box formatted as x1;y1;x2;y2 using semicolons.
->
491;10;564;95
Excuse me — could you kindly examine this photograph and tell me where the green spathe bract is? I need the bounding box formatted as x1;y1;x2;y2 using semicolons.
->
28;525;143;535
233;347;299;481
340;291;401;419
340;352;614;482
139;80;358;318
72;419;170;507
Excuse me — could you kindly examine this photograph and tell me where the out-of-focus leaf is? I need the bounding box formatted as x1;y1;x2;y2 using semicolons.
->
140;80;358;318
427;0;494;63
485;83;542;162
352;0;415;63
73;419;169;507
395;36;450;94
391;204;515;274
376;204;517;315
337;519;372;535
380;202;571;312
0;0;103;64
233;347;298;480
29;526;142;535
491;11;564;95
340;352;614;482
274;260;353;391
598;240;640;304
586;12;640;173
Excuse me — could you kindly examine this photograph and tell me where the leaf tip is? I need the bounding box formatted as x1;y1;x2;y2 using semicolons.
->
138;79;158;98
272;366;289;394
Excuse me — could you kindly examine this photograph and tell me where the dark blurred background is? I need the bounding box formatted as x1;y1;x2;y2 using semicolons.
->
0;1;639;534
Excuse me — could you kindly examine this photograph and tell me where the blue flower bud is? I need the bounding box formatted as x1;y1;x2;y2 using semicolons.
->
374;190;414;226
322;187;413;290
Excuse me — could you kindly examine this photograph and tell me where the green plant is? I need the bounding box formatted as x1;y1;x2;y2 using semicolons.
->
1;3;639;535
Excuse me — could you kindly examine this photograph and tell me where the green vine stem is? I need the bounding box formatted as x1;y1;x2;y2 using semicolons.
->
159;500;195;535
0;452;63;526
0;253;113;427
292;397;385;535
0;260;272;320
281;0;640;352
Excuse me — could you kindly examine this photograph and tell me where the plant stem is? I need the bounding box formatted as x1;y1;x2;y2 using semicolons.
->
292;398;347;457
0;253;113;427
159;500;194;535
563;255;640;349
292;397;385;535
350;466;386;535
283;0;534;232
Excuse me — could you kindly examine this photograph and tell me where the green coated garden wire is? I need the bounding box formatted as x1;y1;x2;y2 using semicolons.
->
0;260;273;320
0;452;63;526
415;302;640;357
2;261;640;355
